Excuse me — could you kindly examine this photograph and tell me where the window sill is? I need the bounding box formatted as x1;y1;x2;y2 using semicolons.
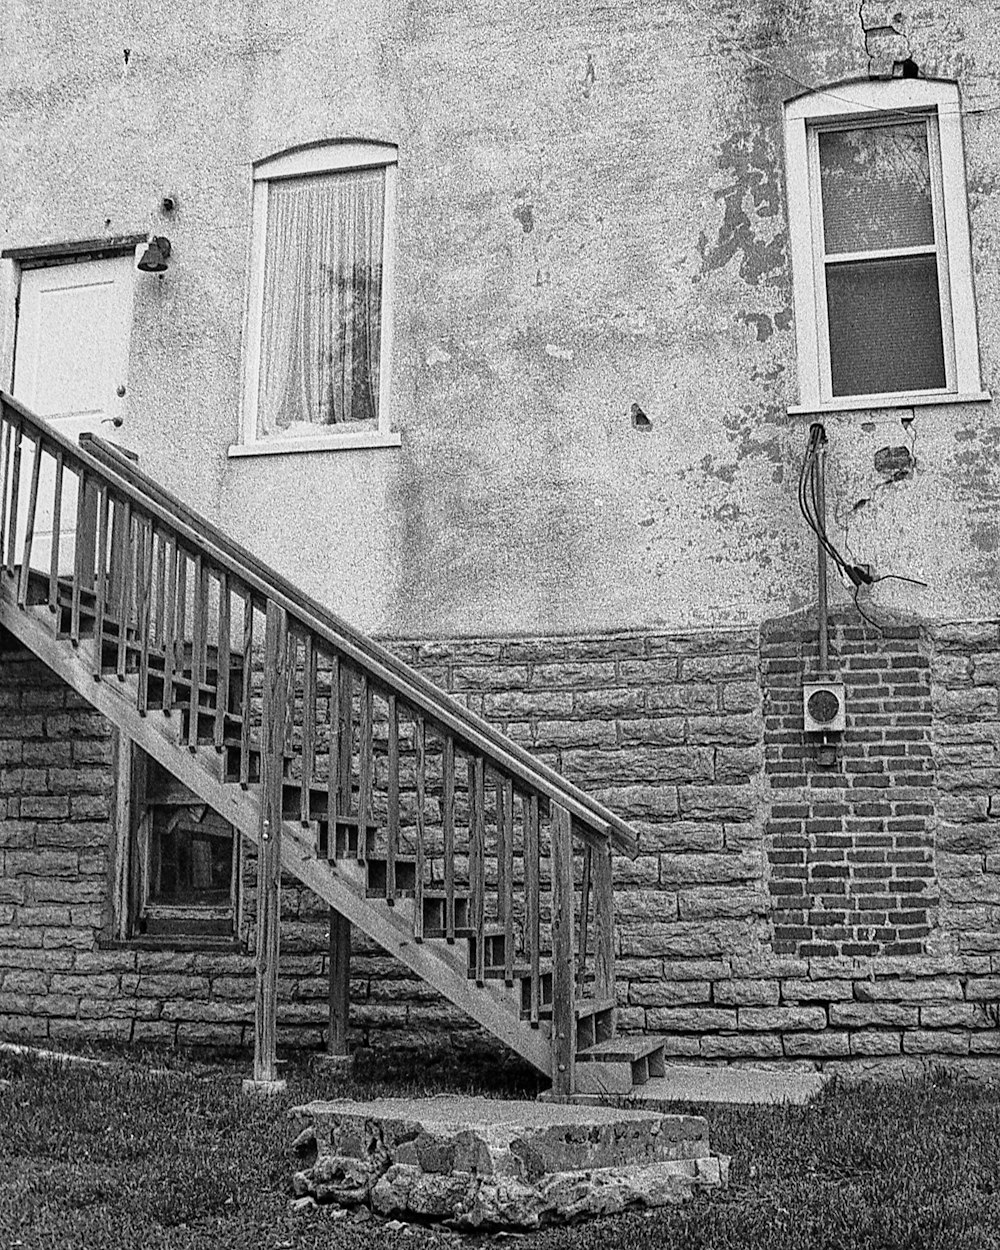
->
228;430;402;458
788;390;992;416
98;935;245;953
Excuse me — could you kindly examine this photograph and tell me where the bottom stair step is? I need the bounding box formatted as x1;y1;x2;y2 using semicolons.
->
574;1035;667;1096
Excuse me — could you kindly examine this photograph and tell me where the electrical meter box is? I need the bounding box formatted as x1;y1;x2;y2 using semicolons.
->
802;681;846;733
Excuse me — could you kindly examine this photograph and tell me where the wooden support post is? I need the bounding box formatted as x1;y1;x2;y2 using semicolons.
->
550;802;576;1098
247;599;287;1094
322;906;352;1071
592;839;615;1001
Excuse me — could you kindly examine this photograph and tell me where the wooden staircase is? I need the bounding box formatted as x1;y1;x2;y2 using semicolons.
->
0;392;664;1097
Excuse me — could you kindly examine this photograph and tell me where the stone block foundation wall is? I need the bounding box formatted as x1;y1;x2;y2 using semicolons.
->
5;616;1000;1077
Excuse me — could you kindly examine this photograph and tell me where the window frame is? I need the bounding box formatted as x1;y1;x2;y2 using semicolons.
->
231;139;400;457
784;78;988;414
110;738;243;949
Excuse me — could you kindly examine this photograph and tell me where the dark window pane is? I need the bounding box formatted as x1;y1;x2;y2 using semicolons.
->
825;255;946;396
819;122;934;255
149;810;233;906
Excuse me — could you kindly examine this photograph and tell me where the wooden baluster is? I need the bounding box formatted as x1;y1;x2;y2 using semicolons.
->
114;500;132;679
153;524;166;651
338;665;354;817
500;777;515;984
16;434;42;609
4;420;22;577
92;487;110;681
550;803;576;1098
470;756;485;985
413;713;425;942
214;571;231;753
162;537;179;713
283;632;297;786
0;415;10;574
496;778;506;923
525;794;540;1026
70;469;88;647
592;840;615;1001
47;453;63;616
386;693;399;904
357;674;372;866
577;844;593;998
239;590;254;788
175;548;187;642
325;653;340;857
327;907;351;1060
187;555;206;752
443;732;455;942
300;634;315;825
253;599;288;1087
137;518;154;715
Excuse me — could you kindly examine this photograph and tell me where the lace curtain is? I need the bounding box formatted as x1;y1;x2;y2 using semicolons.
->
257;167;385;436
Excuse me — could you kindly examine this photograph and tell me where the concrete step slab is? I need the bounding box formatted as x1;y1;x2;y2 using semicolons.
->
562;1063;831;1107
290;1095;727;1229
292;1095;713;1172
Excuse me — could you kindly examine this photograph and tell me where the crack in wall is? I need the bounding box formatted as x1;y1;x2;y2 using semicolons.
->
858;2;914;75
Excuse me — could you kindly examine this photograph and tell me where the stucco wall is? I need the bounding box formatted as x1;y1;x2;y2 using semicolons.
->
1;2;999;637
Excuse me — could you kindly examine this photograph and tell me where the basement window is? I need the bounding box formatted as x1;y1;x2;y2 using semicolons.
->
114;745;241;946
231;140;401;457
785;78;988;414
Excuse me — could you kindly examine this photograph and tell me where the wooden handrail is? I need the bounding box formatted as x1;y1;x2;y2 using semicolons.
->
1;391;629;1091
0;391;636;854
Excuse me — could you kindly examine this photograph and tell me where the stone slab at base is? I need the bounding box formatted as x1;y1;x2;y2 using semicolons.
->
242;1077;288;1097
312;1053;354;1078
547;1064;830;1107
289;1095;728;1229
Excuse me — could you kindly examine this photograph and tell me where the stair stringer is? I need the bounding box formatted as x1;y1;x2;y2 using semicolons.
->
0;596;554;1075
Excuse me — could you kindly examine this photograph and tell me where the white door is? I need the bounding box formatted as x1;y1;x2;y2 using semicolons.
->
12;255;135;572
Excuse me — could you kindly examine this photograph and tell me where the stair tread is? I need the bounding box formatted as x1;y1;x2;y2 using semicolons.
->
576;1035;665;1062
575;996;616;1017
7;570;626;1091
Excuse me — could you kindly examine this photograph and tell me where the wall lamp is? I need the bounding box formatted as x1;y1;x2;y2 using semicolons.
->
137;236;171;273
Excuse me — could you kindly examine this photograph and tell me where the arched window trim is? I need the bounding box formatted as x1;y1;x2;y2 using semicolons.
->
784;77;988;413
232;139;400;457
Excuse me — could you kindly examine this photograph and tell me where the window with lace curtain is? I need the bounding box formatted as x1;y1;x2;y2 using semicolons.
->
784;79;987;414
233;140;400;456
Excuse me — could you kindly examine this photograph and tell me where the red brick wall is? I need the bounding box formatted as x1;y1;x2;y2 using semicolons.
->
763;615;937;958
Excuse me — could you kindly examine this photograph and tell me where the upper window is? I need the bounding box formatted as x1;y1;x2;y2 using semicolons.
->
785;79;987;413
234;140;400;456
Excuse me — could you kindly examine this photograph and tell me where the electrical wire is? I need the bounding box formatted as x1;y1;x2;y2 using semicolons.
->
798;424;929;633
852;583;883;632
872;572;929;588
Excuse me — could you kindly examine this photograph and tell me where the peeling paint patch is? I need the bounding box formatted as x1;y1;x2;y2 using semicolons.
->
739;312;773;342
582;52;596;99
699;454;737;485
874;444;914;481
970;522;999;554
696;128;786;288
425;345;452;367
724;405;786;467
512;194;534;234
544;344;573;361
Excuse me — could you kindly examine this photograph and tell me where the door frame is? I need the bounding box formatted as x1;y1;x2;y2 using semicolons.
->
0;234;147;392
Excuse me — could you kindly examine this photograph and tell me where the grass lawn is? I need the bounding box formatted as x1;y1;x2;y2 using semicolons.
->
2;1047;1000;1249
